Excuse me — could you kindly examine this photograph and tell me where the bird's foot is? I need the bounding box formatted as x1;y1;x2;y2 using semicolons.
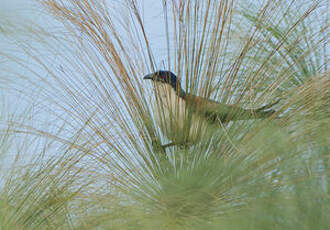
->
161;142;177;149
160;141;190;150
151;139;167;153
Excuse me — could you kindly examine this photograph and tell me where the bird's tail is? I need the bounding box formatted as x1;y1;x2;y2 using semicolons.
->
225;99;280;121
249;98;281;119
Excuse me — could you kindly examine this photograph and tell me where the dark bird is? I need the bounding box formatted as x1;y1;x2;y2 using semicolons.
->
144;70;279;147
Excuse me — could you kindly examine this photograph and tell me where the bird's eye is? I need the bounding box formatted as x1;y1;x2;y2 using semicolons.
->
157;75;165;82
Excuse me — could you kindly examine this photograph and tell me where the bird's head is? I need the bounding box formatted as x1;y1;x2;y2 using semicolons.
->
143;70;186;98
143;70;179;88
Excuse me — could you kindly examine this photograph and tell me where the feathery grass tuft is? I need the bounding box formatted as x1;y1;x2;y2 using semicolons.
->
0;0;329;229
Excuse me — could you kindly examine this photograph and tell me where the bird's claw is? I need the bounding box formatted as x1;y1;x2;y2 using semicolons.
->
151;139;166;152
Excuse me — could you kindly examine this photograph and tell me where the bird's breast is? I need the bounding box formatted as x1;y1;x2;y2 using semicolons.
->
153;84;210;144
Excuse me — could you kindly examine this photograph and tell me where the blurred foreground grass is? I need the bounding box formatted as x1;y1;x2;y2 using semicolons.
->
0;0;329;229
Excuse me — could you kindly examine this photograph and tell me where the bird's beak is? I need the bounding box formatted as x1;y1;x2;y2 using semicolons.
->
143;74;154;80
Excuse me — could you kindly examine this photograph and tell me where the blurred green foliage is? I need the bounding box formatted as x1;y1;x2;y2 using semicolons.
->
0;0;329;229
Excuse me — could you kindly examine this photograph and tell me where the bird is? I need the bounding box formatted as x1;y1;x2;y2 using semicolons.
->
143;70;279;148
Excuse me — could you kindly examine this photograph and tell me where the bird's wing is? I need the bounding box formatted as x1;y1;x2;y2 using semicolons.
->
185;94;278;122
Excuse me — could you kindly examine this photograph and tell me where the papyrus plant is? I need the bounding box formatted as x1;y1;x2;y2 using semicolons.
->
1;0;328;228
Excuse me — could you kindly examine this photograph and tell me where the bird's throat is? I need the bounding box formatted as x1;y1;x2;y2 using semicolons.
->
154;83;182;105
154;82;185;100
